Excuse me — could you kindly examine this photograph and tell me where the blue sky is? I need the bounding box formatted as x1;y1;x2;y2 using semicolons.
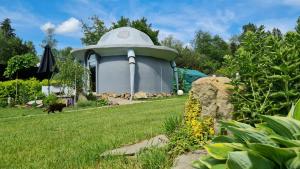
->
0;0;299;55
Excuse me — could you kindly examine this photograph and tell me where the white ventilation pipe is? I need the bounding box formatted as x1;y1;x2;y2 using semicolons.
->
128;49;136;101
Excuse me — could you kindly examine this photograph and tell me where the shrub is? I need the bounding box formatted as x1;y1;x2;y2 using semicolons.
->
0;78;45;104
137;147;171;169
96;99;108;106
164;115;182;136
43;94;58;106
0;98;8;108
86;93;97;101
221;22;300;123
193;99;300;169
166;91;215;156
184;92;215;140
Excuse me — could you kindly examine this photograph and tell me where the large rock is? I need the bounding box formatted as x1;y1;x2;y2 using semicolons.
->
190;77;233;120
101;135;169;156
172;150;207;169
134;91;148;99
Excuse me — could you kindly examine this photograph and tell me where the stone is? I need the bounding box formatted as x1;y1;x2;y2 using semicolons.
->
26;100;43;106
101;135;169;156
177;90;184;96
191;77;233;120
134;91;148;99
172;150;207;169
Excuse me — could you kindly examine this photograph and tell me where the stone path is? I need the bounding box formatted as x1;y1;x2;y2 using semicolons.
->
172;150;207;169
101;135;169;156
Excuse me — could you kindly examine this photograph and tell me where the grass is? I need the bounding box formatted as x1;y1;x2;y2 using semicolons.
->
0;96;187;169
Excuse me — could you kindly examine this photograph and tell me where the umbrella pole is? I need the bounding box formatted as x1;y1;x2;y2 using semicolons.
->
48;73;51;96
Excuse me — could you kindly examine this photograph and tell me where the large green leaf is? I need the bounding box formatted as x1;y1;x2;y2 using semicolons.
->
226;126;277;146
293;99;300;121
212;135;235;143
259;115;300;139
204;143;245;160
198;155;226;168
247;143;297;167
220;120;253;129
193;160;209;169
226;151;276;169
270;136;300;147
285;152;300;169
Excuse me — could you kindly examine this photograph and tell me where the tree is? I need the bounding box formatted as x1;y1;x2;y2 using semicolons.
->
53;48;89;95
111;16;130;29
4;53;39;102
131;17;160;45
0;19;36;65
81;16;108;45
0;18;15;38
4;53;38;78
295;16;300;34
81;16;161;45
192;30;230;74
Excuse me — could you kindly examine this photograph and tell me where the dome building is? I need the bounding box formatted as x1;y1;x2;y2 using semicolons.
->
71;27;179;100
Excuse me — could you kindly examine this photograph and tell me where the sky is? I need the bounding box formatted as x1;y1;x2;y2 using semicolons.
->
0;0;299;55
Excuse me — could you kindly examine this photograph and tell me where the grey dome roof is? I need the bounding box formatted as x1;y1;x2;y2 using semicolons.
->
97;27;154;46
71;27;178;61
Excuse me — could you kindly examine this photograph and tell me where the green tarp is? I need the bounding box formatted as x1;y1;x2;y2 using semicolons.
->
177;68;207;92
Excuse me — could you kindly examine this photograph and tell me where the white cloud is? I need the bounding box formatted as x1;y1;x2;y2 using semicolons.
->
257;18;296;33
40;22;55;33
55;17;81;34
40;17;82;37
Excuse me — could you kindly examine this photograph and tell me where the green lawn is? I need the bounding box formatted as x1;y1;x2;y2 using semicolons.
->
0;96;186;169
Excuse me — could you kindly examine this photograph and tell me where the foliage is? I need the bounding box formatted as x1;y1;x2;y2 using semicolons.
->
193;100;300;169
167;124;202;156
86;92;97;101
0;78;45;104
81;15;108;45
42;94;58;106
161;32;229;75
0;18;36;65
137;147;171;169
185;92;215;139
166;92;215;156
4;53;38;78
164;115;182;136
0;98;8;108
81;16;160;45
221;18;300;123
53;49;89;95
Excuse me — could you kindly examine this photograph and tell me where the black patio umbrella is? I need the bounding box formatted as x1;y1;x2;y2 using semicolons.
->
37;44;57;95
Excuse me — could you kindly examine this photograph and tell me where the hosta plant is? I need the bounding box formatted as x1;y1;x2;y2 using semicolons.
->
193;99;300;169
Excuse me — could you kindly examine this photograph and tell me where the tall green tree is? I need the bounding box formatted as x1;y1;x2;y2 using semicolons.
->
131;17;160;45
0;18;36;65
111;16;130;29
81;16;160;45
0;18;15;38
192;30;230;74
53;48;88;95
81;16;108;45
